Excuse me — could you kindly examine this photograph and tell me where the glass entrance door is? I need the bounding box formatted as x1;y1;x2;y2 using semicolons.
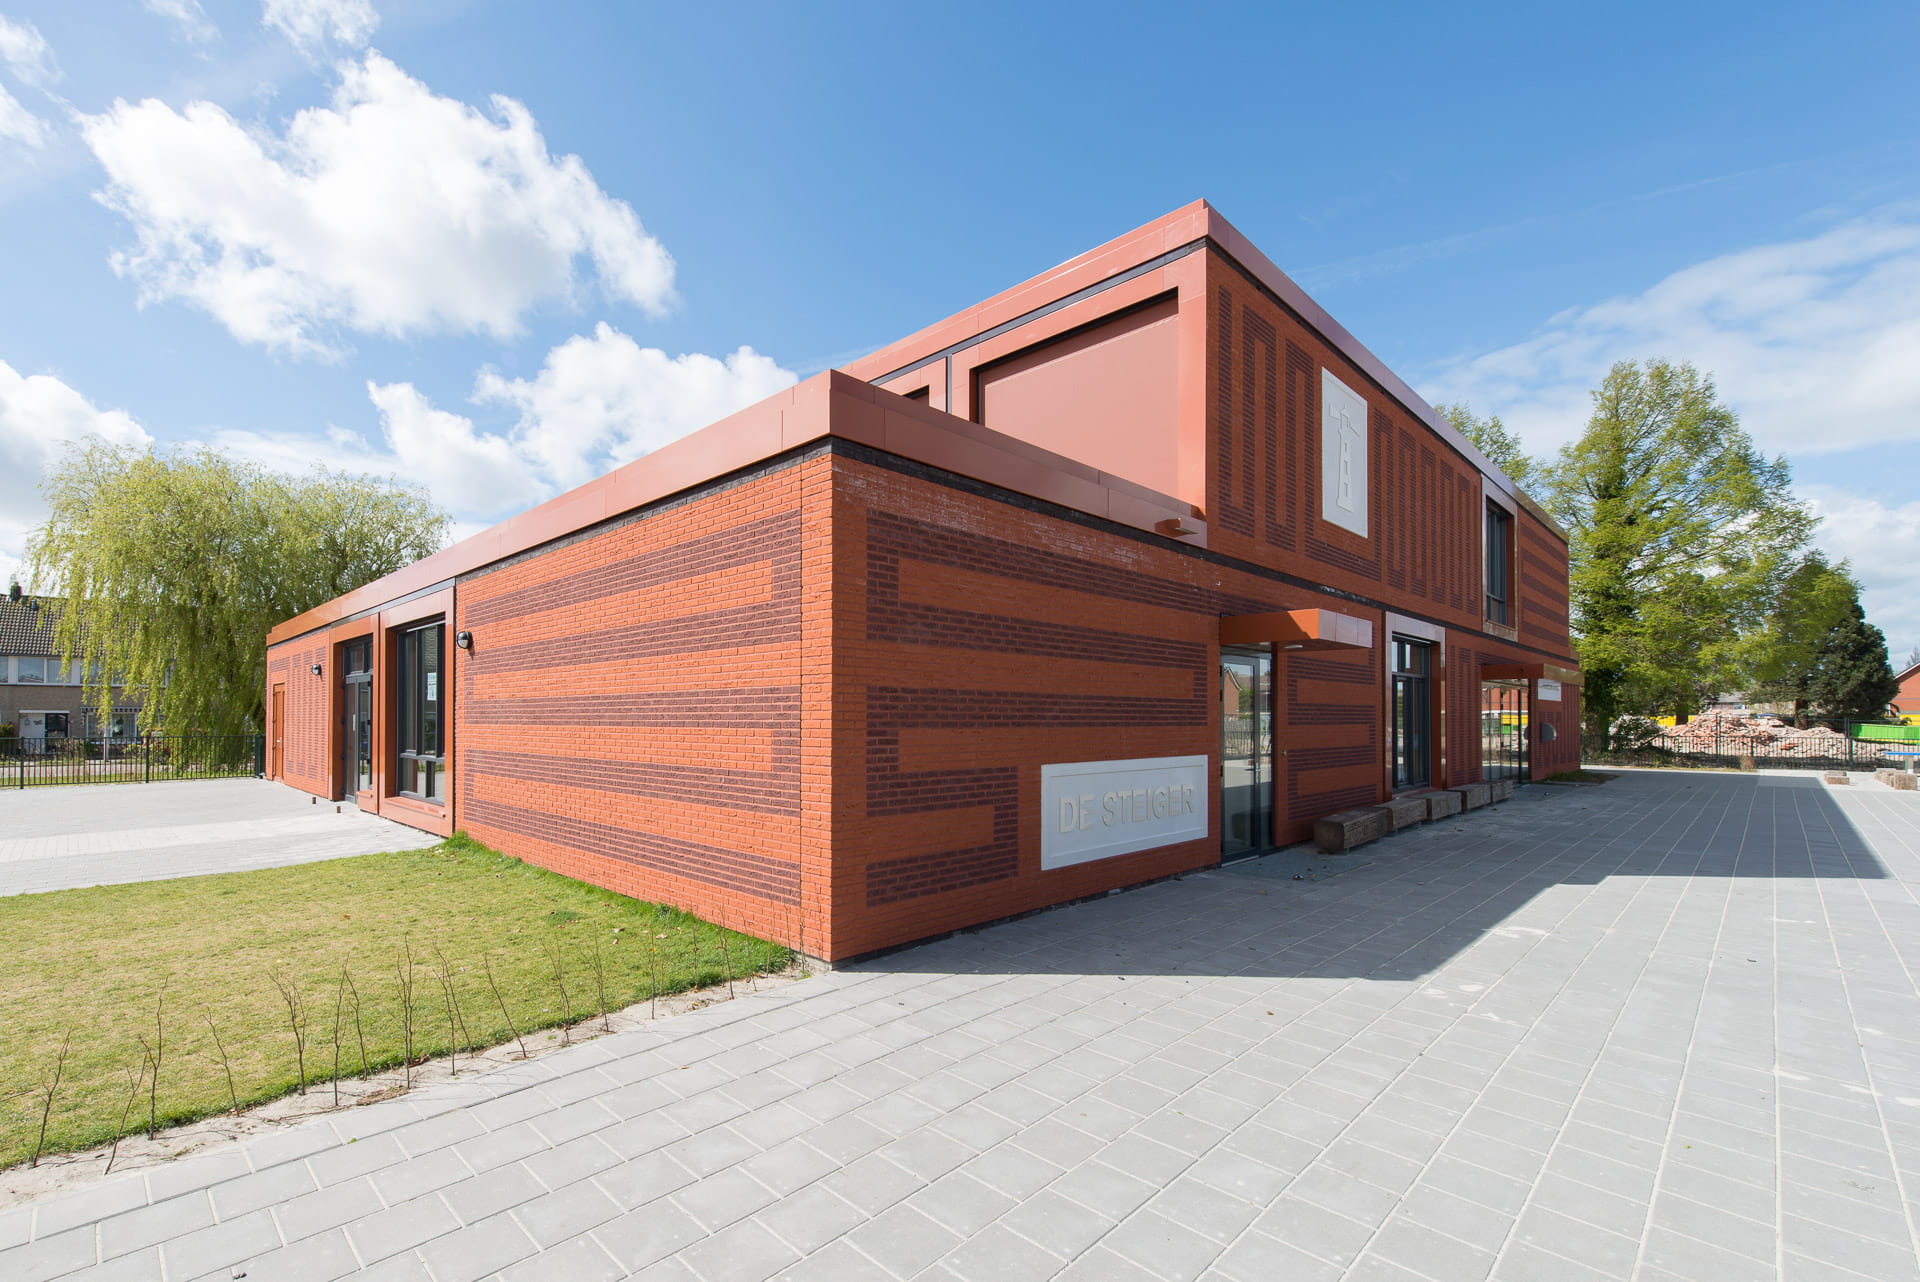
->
1480;679;1530;782
342;639;373;797
1221;646;1272;859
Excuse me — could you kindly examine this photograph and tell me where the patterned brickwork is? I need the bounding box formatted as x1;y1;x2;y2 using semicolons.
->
1283;652;1378;826
264;638;328;793
1446;642;1480;787
453;462;822;946
1206;254;1517;640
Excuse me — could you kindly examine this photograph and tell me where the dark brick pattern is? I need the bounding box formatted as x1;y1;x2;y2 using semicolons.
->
455;488;807;930
465;797;800;904
861;513;1212;907
1285;653;1378;822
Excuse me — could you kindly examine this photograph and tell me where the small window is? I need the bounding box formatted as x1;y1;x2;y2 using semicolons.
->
1485;501;1513;626
395;621;447;803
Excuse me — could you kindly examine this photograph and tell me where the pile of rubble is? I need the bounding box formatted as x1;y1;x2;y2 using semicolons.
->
1652;710;1855;759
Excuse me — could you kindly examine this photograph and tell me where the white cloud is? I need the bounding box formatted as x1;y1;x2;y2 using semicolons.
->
1802;485;1920;670
207;326;795;522
144;0;218;44
82;52;676;356
262;0;377;55
0;360;153;587
0;81;43;147
474;323;798;490
364;380;540;517
1424;213;1920;459
0;14;56;85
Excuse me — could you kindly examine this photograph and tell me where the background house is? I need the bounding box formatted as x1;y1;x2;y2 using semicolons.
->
0;592;140;749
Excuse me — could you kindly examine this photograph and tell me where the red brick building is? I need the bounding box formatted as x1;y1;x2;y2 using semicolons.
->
265;202;1581;963
1895;660;1920;722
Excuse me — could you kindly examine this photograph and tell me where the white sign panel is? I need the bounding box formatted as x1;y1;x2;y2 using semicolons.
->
1041;755;1209;870
1320;368;1369;537
1537;679;1562;703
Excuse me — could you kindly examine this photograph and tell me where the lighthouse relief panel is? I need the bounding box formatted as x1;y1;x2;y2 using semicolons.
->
1320;368;1369;538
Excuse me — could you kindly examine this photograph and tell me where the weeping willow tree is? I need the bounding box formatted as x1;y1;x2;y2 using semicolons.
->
27;442;448;738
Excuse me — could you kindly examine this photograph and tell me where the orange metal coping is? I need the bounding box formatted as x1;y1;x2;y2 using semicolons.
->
1219;608;1374;651
265;372;1201;648
841;199;1543;516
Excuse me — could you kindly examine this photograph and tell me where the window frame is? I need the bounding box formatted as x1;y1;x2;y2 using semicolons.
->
393;619;446;804
1484;499;1513;627
1390;635;1434;790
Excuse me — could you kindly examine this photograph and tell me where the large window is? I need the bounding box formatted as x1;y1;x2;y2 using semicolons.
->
1391;637;1432;790
1485;501;1513;626
396;621;446;802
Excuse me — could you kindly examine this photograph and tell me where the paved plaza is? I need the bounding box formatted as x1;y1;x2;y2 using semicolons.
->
5;769;1920;1280
0;778;441;897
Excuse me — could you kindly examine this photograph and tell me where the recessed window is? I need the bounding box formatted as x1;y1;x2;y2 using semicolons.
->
1485;501;1513;626
395;621;446;803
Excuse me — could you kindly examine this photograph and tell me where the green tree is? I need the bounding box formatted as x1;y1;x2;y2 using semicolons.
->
1805;600;1900;727
1435;402;1536;488
1540;359;1814;747
28;443;448;738
1744;551;1858;727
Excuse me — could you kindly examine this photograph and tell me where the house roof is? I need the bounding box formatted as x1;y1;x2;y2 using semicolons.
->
0;596;60;658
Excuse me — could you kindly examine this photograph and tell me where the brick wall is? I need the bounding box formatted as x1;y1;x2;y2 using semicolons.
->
264;636;328;794
1206;253;1484;633
452;456;829;950
825;449;1395;957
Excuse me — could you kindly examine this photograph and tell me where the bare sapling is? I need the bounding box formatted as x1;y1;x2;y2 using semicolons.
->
717;929;736;999
481;954;529;1059
203;1009;240;1112
395;942;418;1087
142;983;167;1137
30;1029;74;1168
647;932;661;1019
268;965;310;1095
543;936;573;1045
586;935;612;1033
433;944;478;1060
344;970;370;1075
330;966;350;1106
105;1053;150;1175
430;946;461;1075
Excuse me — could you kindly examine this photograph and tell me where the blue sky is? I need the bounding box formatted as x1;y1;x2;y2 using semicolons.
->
1;0;1917;663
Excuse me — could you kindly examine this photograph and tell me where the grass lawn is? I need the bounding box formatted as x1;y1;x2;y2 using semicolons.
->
0;834;792;1170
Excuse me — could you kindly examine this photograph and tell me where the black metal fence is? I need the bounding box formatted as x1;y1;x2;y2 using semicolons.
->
1588;735;1919;774
0;735;264;788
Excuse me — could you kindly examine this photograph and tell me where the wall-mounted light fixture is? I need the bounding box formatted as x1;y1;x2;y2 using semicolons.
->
454;631;473;650
310;663;323;677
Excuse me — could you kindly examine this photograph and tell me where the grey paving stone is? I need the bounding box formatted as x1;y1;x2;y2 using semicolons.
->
673;1217;800;1282
272;1175;385;1242
5;1226;100;1282
97;1192;214;1259
1100;1208;1223;1281
343;1194;461;1264
592;1150;699;1211
414;1213;538;1282
157;1208;280;1280
64;1247;161;1281
1251;1195;1376;1269
439;1162;546;1225
1207;1228;1345;1282
210;1226;360;1282
590;1201;707;1273
29;1178;149;1239
510;1179;624;1247
936;1221;1066;1281
843;1203;962;1278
